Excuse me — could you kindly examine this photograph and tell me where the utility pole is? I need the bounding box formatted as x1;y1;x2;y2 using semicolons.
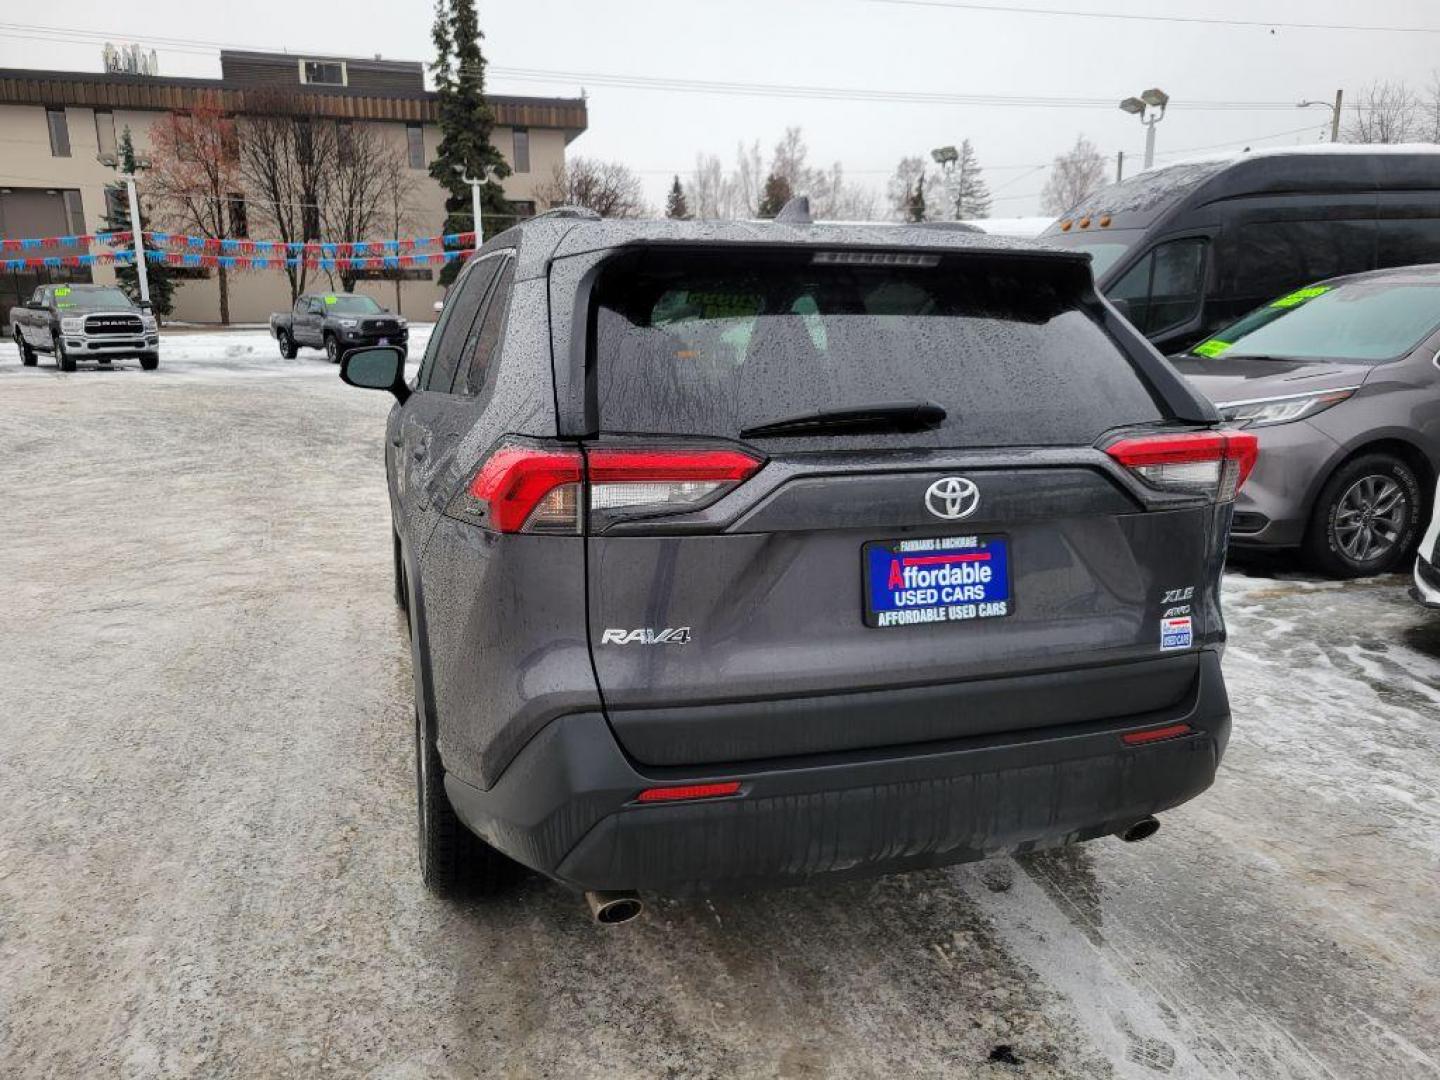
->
122;171;151;307
1116;150;1125;183
1298;91;1344;143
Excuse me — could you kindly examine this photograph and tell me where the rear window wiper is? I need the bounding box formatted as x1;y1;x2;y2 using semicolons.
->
739;400;947;439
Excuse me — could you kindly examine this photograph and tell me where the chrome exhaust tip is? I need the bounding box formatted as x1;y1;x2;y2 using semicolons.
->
585;890;644;925
1119;816;1161;843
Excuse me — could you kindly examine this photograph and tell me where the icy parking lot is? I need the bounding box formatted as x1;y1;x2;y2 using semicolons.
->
1;331;1437;1079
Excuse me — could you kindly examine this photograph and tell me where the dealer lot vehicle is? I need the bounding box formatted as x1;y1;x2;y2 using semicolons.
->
269;292;407;363
9;283;159;371
1175;265;1440;577
1041;145;1440;355
1412;477;1440;609
340;208;1256;907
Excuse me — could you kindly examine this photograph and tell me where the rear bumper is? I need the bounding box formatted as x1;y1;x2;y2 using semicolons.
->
446;649;1230;896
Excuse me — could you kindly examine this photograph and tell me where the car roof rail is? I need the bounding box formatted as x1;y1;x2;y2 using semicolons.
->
532;205;602;222
775;196;813;225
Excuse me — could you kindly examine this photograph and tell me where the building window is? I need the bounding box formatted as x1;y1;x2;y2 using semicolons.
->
507;200;536;224
227;194;248;239
95;110;116;159
512;127;530;173
406;124;425;170
62;190;85;235
46;108;71;157
300;59;346;86
337;121;355;166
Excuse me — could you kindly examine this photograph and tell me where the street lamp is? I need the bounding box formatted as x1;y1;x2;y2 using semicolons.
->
930;145;959;167
97;151;153;308
454;164;485;244
1298;91;1344;143
1119;88;1168;169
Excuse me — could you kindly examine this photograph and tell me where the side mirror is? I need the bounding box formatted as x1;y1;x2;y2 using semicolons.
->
340;346;410;404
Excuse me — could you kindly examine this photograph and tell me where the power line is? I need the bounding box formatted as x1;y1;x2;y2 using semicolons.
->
0;21;1356;112
868;0;1440;34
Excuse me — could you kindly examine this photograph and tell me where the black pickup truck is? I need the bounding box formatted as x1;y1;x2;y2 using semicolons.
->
9;283;159;371
270;292;408;363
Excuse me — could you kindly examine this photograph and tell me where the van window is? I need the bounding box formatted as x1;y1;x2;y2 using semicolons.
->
592;249;1166;449
1377;218;1440;270
1107;238;1206;335
1221;219;1376;309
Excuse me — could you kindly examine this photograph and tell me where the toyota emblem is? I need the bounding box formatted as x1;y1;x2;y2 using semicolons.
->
925;477;980;520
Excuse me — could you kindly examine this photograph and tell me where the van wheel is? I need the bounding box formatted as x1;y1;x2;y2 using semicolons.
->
14;328;37;366
53;334;75;372
276;329;297;359
1304;453;1420;578
415;707;519;897
325;334;340;364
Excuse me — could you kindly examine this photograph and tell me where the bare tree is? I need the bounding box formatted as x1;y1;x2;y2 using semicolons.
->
147;106;240;324
535;157;647;218
684;153;735;219
1040;135;1108;215
1421;70;1440;143
237;95;339;301
379;155;424;316
1343;81;1420;144
324;123;410;291
733;140;765;218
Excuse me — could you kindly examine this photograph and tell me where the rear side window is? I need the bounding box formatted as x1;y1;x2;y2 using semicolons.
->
591;250;1165;447
462;260;515;396
421;257;499;393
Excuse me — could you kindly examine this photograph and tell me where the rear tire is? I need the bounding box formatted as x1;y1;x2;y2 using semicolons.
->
53;334;75;372
415;706;519;897
276;329;297;360
1303;453;1420;578
140;353;159;371
14;328;37;366
324;334;340;364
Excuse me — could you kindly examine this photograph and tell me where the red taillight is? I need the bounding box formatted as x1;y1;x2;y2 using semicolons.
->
635;781;742;803
449;442;764;533
1121;722;1194;746
1105;430;1258;502
458;444;583;533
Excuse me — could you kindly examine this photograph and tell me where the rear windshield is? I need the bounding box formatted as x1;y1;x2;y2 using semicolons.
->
1190;279;1440;363
591;249;1165;448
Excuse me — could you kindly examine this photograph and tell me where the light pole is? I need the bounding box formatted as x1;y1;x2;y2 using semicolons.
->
1120;88;1169;170
98;152;152;308
455;166;484;245
1298;90;1344;143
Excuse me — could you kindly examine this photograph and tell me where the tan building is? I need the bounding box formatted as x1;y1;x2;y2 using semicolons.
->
0;52;586;323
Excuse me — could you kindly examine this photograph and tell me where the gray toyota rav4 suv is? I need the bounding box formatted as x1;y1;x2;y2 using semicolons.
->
340;207;1256;913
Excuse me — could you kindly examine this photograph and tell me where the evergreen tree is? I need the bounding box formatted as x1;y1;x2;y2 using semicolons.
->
951;139;991;220
665;175;689;219
907;175;927;223
757;173;792;218
103;127;175;319
429;0;511;285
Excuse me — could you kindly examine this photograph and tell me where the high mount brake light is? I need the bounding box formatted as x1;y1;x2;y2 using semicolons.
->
1105;430;1259;502
448;443;764;533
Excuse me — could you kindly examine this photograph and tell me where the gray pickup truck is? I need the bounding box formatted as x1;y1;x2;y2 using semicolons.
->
9;283;159;371
269;292;408;364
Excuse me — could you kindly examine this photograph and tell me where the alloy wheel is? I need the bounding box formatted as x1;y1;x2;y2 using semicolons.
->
1333;474;1407;563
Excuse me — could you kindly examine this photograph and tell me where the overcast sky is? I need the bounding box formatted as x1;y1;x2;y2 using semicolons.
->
3;0;1437;216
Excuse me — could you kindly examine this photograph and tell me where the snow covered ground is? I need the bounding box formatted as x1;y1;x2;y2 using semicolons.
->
1;330;1437;1078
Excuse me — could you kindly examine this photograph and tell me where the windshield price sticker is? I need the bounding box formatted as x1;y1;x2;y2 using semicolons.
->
864;535;1012;628
54;287;71;297
324;295;338;305
1192;338;1231;357
1270;285;1330;309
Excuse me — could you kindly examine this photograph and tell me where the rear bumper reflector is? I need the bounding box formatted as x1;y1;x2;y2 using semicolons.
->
635;781;742;804
1121;722;1194;746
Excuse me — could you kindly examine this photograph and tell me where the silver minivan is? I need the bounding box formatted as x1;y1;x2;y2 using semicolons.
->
1174;265;1440;577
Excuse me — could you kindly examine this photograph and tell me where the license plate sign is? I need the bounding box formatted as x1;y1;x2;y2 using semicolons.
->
864;536;1011;628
